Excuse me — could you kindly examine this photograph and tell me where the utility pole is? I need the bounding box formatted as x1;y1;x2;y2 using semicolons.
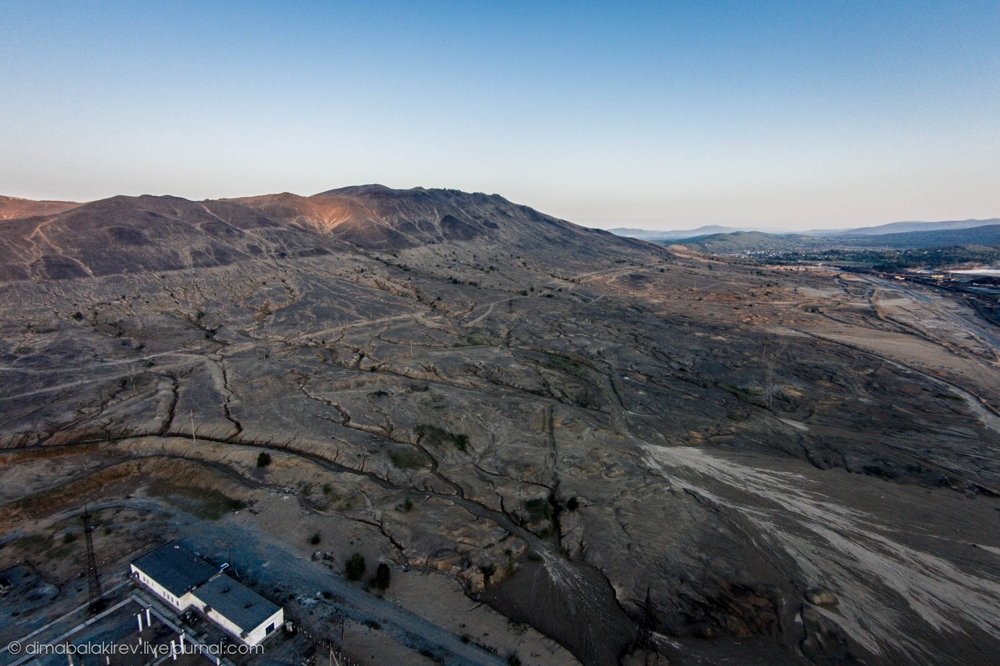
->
635;587;657;662
82;507;105;612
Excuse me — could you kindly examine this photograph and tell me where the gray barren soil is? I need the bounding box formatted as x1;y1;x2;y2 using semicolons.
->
1;186;999;665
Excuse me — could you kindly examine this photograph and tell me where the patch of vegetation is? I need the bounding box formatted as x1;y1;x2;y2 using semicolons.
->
147;480;246;520
802;245;998;270
256;452;272;468
389;446;432;470
452;330;498;347
566;497;579;511
415;424;469;452
525;497;553;521
318;483;342;509
346;552;366;581
523;497;558;537
507;655;522;666
543;353;583;374
480;563;497;583
573;386;595;409
717;382;761;402
403;497;414;512
308;532;321;545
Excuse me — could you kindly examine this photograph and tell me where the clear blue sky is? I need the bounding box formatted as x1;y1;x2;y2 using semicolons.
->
2;1;998;230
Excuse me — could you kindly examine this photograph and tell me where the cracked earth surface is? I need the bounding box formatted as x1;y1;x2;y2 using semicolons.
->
2;188;1000;666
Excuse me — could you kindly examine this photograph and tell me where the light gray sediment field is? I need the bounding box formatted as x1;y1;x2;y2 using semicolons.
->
1;187;999;665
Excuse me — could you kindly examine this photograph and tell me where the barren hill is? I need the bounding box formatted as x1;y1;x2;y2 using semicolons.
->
2;186;999;666
0;186;643;281
0;195;79;220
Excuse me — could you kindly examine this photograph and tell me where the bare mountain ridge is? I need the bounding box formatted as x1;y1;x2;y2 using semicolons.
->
234;184;616;252
0;185;638;281
0;195;79;220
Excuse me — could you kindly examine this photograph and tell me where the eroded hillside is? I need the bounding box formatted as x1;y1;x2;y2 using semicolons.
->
2;187;999;666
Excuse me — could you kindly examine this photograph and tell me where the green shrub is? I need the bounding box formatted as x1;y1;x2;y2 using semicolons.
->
525;498;553;521
308;532;321;545
346;553;366;581
374;562;391;591
415;425;469;452
389;446;431;470
256;452;272;468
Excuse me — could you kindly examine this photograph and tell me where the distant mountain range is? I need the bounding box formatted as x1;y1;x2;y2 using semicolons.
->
808;218;1000;237
607;225;742;241
609;218;1000;242
669;224;1000;254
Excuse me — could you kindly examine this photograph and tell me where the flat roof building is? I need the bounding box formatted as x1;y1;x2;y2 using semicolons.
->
131;543;283;646
192;575;283;646
131;543;218;611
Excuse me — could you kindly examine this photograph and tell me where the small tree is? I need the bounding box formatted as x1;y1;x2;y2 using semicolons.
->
346;553;366;581
257;452;272;468
308;532;321;545
374;562;391;591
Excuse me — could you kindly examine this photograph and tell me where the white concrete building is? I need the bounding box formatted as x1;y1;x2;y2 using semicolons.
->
131;543;218;611
131;543;283;646
191;574;284;646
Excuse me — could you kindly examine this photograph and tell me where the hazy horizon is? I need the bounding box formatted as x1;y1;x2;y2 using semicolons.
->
2;1;998;231
5;184;997;234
